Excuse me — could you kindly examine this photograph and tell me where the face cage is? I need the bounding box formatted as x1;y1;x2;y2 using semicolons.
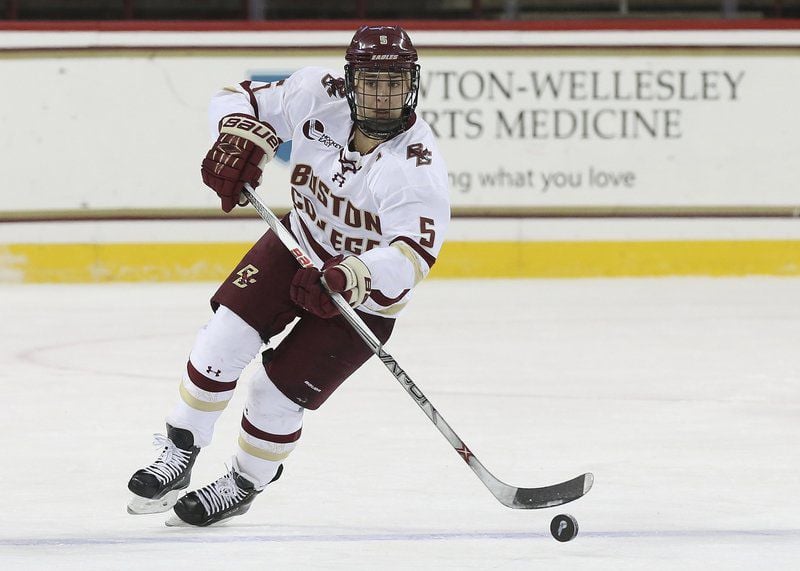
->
345;64;420;140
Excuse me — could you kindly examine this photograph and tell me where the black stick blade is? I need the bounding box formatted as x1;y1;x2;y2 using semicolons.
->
509;472;594;509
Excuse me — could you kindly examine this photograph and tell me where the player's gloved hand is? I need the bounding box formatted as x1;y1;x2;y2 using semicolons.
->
290;255;372;318
201;113;281;213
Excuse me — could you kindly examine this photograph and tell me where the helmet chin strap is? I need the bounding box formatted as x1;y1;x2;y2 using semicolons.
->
356;117;404;140
359;126;386;140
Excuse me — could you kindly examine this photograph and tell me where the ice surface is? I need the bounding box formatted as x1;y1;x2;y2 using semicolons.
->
1;278;798;570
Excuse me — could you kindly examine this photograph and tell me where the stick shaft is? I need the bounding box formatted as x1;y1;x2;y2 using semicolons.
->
241;185;593;509
241;186;487;465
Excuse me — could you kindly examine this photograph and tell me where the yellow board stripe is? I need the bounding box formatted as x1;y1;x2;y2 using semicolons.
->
432;240;800;278
237;436;292;462
0;243;250;283
179;382;230;412
1;240;799;282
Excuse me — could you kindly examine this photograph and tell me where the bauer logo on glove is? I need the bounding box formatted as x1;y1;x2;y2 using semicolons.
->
220;115;282;153
201;113;282;213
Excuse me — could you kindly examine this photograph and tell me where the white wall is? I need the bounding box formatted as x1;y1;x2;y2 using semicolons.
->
2;28;799;216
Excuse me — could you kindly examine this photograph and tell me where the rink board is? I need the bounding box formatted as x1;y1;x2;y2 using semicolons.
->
1;25;798;283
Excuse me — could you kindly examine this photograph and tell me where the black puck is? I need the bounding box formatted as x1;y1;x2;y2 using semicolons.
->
550;513;579;542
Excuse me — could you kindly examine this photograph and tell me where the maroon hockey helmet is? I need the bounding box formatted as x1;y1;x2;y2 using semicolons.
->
344;25;420;139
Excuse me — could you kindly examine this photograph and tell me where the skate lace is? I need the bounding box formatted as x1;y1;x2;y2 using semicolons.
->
195;468;248;516
142;434;192;485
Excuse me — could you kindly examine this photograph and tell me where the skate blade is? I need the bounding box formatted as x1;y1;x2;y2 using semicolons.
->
164;514;233;528
164;513;192;527
127;490;181;515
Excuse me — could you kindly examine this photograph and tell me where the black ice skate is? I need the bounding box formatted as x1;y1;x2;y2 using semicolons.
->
166;464;283;527
127;424;200;514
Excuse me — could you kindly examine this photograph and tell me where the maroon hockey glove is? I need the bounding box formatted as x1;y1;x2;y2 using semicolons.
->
201;114;281;212
290;255;372;319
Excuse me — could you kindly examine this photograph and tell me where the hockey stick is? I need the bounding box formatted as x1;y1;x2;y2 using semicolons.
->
241;184;593;509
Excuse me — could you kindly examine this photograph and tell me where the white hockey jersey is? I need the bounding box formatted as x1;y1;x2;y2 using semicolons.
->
208;66;451;318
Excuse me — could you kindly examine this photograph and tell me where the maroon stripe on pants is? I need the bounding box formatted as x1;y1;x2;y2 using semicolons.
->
241;415;302;443
187;361;237;393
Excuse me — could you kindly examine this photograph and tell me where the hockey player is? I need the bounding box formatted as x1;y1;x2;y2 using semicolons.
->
127;25;450;526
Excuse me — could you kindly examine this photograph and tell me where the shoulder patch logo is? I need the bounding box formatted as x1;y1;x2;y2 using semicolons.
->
321;73;346;98
406;143;432;167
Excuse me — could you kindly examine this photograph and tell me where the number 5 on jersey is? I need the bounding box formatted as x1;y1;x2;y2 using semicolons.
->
420;217;436;248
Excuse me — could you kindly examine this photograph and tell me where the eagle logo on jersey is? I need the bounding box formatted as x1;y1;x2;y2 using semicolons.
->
333;149;361;187
406;143;432;167
338;149;360;175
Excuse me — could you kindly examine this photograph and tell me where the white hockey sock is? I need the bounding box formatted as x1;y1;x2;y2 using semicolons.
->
236;366;304;489
167;305;263;447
